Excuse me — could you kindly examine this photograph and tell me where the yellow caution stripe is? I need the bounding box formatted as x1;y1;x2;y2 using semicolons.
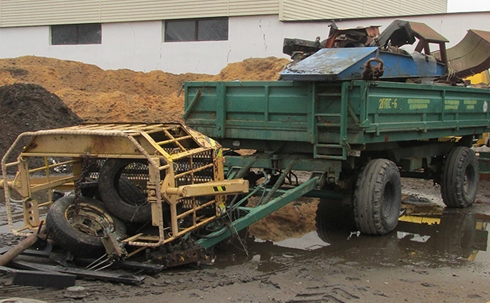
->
213;186;227;192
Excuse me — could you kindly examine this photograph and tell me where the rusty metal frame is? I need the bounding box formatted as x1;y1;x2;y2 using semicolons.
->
1;123;248;248
324;23;380;48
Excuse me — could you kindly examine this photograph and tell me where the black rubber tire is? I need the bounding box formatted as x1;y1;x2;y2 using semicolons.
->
315;199;356;243
353;159;401;235
46;195;126;257
98;159;152;223
441;146;479;208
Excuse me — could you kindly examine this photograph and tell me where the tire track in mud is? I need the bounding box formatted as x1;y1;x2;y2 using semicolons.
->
286;284;361;303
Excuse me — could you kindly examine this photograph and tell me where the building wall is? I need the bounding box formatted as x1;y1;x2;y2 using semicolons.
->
0;15;287;74
280;0;446;20
0;0;280;26
0;0;446;26
0;12;489;74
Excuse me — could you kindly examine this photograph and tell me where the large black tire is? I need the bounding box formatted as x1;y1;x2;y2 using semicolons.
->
46;195;126;257
98;159;152;223
315;199;356;243
441;146;479;208
353;159;401;235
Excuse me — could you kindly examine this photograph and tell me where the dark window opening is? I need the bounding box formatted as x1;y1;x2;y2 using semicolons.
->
165;18;228;42
51;23;101;45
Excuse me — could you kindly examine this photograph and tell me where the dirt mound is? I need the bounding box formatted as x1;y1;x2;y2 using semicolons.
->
248;197;318;241
0;56;207;95
0;56;289;124
212;57;288;81
0;83;82;166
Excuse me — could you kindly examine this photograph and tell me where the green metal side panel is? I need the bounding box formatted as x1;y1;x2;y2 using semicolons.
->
184;80;490;156
184;81;314;142
348;81;490;144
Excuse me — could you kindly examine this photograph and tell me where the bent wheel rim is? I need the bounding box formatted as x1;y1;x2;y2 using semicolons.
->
65;202;116;236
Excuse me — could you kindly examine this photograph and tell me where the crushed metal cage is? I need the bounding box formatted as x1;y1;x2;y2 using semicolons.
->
1;123;248;248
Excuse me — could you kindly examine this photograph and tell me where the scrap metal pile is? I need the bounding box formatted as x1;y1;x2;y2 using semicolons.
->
281;20;490;83
0;123;248;285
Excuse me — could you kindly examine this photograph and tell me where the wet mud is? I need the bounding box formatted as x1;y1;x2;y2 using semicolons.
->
0;179;489;302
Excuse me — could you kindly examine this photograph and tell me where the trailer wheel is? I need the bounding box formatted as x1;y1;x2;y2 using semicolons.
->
46;195;126;257
315;199;355;243
98;159;152;223
441;146;479;208
353;159;401;235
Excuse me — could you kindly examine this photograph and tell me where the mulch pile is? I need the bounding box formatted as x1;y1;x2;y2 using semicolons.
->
0;56;289;165
0;83;82;166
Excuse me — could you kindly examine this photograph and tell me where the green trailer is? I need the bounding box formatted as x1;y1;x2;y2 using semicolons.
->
2;21;490;267
184;79;490;239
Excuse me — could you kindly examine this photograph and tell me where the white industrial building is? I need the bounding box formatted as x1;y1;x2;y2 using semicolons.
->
0;0;488;74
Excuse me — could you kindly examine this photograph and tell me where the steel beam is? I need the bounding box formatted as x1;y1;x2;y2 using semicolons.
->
197;176;319;249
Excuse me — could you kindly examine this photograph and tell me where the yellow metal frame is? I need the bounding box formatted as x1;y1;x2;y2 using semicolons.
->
1;123;248;248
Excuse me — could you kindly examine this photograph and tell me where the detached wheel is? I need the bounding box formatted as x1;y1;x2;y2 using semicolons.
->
98;159;152;223
46;195;126;257
353;159;401;235
441;146;479;208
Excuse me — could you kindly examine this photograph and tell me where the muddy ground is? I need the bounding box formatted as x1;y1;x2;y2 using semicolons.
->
0;56;489;302
0;178;489;303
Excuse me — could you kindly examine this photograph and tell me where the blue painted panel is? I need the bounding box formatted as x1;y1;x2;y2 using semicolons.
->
280;47;446;81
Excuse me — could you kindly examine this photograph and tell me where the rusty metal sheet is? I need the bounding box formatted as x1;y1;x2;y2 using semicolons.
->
434;29;490;79
408;21;449;43
376;20;448;48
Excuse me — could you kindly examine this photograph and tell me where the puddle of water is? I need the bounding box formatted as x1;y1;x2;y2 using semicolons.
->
214;204;490;271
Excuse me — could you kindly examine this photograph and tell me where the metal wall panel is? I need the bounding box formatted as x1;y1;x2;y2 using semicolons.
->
0;0;446;27
280;0;351;20
0;0;102;26
0;0;279;27
229;0;278;16
400;1;447;16
280;0;447;21
100;0;229;23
